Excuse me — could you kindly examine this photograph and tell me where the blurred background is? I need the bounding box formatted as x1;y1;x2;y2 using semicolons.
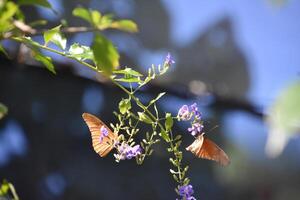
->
1;0;300;199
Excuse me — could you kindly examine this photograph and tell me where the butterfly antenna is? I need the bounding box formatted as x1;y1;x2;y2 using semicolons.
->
207;125;219;134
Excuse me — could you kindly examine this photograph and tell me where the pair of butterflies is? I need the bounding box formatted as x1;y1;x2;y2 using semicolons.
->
82;113;230;166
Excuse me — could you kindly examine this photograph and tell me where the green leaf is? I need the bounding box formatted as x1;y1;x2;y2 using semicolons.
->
91;10;101;26
32;49;55;74
0;2;18;33
44;25;66;50
98;14;113;29
266;81;300;157
114;77;141;83
165;113;173;131
0;44;8;57
119;98;131;114
68;43;93;61
17;0;52;8
92;33;119;75
160;129;170;142
72;7;92;23
28;19;48;27
148;92;165;107
138;112;152;124
111;20;138;33
114;68;143;77
1;2;18;21
0;103;8;120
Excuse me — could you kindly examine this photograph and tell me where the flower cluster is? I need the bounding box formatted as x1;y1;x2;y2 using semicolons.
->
114;143;142;161
164;52;175;67
99;126;109;142
177;184;196;200
177;103;204;136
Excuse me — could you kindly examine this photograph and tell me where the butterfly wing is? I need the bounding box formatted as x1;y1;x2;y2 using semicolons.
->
82;113;118;157
186;135;230;166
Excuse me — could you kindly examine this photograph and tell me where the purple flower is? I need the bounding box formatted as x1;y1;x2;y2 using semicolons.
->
178;105;191;121
126;145;142;159
178;185;196;200
188;122;203;136
189;103;201;119
114;143;142;161
99;126;109;142
164;52;175;66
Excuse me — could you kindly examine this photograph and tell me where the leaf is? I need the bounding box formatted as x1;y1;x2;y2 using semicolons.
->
68;43;93;61
114;67;143;77
43;25;66;50
114;77;141;83
32;49;55;74
0;44;9;57
111;20;138;33
0;103;8;120
119;99;131;114
91;10;101;26
138;112;152;124
1;2;18;21
265;81;300;157
165;113;173;131
72;7;92;23
160;130;170;142
92;33;119;75
17;0;52;8
148;92;165;107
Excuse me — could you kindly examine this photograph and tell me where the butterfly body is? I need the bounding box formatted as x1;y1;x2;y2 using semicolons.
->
186;133;230;166
82;113;118;157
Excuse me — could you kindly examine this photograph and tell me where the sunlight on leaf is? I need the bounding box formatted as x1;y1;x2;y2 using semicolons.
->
119;99;131;114
138;112;152;124
92;33;119;75
44;25;66;50
72;7;92;24
68;43;93;61
265;81;300;157
114;68;143;77
111;20;138;33
32;49;56;74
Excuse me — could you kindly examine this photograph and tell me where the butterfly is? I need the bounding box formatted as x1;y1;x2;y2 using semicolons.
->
82;113;118;157
186;133;230;166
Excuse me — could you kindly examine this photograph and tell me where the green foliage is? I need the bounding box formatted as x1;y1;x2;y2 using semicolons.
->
0;43;8;57
0;180;19;200
92;33;119;75
138;112;153;124
165;113;173;131
32;48;55;74
68;43;93;61
17;0;52;8
114;68;143;77
111;20;138;33
44;25;66;50
0;103;8;119
73;7;138;33
0;1;18;33
148;92;165;107
119;98;131;114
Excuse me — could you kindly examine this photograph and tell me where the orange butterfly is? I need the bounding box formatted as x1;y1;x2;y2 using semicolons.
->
186;133;230;166
82;113;119;157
